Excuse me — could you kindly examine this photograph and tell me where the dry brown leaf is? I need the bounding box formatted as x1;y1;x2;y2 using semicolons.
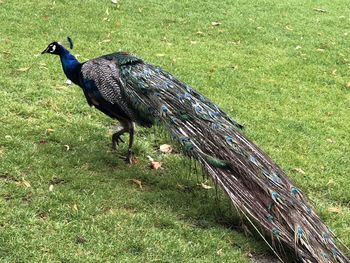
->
199;182;213;189
130;179;143;189
39;140;47;144
22;178;31;188
159;144;173;154
49;184;54;192
328;207;341;213
17;67;30;72
313;8;327;13
130;155;139;164
211;21;221;26
326;179;335;186
151;161;163;170
292;167;305;174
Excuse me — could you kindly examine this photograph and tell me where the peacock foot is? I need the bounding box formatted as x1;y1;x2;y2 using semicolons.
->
118;150;136;164
112;132;125;150
124;150;134;164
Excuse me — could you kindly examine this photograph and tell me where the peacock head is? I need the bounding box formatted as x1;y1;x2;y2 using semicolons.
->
42;37;74;55
41;42;62;55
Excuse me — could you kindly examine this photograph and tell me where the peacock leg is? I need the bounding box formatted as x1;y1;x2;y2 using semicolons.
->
112;120;135;163
124;122;135;164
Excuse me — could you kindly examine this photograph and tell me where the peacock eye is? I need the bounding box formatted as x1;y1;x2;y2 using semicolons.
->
50;44;56;53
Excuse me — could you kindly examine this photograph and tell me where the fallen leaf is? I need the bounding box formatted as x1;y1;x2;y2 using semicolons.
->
129;179;143;189
64;145;70;151
346;81;350;88
317;48;325;52
17;67;30;72
328;207;341;213
285;25;293;31
211;21;221;26
313;8;327;13
155;53;165;57
22;178;31;188
39;140;47;144
190;40;198;45
111;0;118;4
199;182;213;189
72;204;78;211
196;31;205;36
295;45;302;50
326;179;335;186
147;155;154;162
76;235;87;244
326;138;335;143
46;128;54;133
151;161;163;170
159;144;173;154
49;184;54;192
292;167;305;174
130;155;139;164
177;183;185;190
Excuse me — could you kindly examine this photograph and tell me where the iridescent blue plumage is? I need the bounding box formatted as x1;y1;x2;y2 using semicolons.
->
42;41;349;263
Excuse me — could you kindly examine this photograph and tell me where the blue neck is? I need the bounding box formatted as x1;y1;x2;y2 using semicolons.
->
59;47;81;85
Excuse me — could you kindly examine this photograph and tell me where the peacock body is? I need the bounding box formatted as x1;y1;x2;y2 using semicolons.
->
42;41;349;263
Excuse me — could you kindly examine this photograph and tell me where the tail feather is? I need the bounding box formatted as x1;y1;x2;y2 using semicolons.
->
120;61;349;263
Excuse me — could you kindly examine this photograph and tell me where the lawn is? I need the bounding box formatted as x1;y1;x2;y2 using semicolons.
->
0;0;349;262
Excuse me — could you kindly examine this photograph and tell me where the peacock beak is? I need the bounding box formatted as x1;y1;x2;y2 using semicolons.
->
41;47;49;54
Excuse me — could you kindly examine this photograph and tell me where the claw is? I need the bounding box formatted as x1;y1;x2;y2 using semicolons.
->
112;133;125;150
125;150;134;164
118;150;134;164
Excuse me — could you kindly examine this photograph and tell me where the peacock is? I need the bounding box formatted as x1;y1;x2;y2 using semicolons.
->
42;39;349;263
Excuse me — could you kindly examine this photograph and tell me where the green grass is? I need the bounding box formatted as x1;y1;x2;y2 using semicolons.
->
1;0;350;262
